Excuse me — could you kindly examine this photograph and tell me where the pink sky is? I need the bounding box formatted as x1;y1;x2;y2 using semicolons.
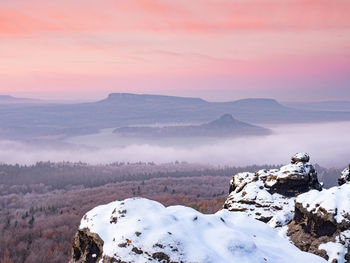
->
0;0;350;101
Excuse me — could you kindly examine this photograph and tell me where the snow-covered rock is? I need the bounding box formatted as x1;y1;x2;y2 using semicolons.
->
291;152;310;163
339;165;350;186
288;183;350;263
223;153;322;227
70;198;326;263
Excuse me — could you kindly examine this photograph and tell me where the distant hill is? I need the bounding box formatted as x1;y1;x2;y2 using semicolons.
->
100;93;207;105
114;114;270;138
0;93;349;140
0;95;41;104
284;101;350;112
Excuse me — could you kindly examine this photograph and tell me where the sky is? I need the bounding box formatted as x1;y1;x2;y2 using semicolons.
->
0;0;350;101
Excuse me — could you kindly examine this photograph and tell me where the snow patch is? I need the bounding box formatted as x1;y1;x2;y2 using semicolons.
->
296;183;350;224
79;198;326;263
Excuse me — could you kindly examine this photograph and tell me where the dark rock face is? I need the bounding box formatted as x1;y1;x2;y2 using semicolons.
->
290;203;337;238
71;228;104;263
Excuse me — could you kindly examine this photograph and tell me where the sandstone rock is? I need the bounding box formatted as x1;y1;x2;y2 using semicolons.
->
288;183;350;263
291;152;310;164
223;153;322;227
71;228;104;263
339;165;350;186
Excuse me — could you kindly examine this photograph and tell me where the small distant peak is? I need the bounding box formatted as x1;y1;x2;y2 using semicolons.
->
218;114;236;122
208;114;239;127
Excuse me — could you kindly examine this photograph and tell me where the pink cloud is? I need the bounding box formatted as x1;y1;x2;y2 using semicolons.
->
0;0;349;98
1;0;350;36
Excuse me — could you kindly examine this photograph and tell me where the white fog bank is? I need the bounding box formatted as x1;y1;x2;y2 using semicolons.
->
0;122;349;168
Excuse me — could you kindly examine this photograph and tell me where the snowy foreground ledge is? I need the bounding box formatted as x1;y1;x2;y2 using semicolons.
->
72;198;326;263
293;183;350;263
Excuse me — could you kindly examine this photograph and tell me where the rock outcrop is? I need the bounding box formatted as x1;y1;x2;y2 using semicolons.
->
72;228;104;263
339;165;350;186
70;198;326;263
288;167;350;263
223;155;350;262
223;153;322;227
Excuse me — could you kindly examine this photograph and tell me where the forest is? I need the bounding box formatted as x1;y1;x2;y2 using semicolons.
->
0;161;341;263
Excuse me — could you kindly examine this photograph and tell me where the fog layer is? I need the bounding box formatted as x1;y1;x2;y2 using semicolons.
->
0;122;349;168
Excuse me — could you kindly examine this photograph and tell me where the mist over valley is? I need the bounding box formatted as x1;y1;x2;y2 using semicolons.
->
0;93;349;168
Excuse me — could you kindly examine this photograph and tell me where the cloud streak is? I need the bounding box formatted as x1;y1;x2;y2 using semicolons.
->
1;0;350;36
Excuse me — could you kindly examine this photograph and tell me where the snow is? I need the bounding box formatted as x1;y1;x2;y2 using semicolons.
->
291;152;310;163
319;242;344;263
296;183;350;224
79;197;326;263
339;167;350;184
319;233;350;263
224;153;320;228
224;169;297;227
341;167;349;176
297;184;350;263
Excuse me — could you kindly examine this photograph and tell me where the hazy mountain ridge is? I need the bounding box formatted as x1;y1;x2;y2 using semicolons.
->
0;93;349;140
285;101;350;112
100;93;208;105
0;95;41;104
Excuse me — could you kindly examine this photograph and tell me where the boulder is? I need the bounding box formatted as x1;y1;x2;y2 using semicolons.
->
291;152;310;164
223;153;322;227
72;228;104;263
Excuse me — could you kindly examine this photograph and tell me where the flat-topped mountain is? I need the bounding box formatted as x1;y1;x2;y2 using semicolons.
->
114;114;270;138
101;93;286;114
0;93;349;140
100;93;207;105
285;101;350;112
